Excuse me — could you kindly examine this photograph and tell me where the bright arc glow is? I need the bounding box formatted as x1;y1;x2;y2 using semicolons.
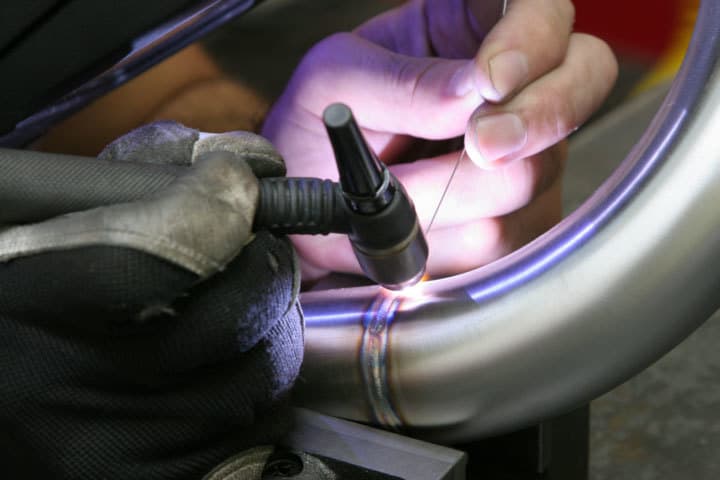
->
392;277;428;300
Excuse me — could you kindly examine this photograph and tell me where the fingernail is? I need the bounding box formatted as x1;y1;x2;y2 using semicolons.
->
447;61;478;98
471;112;527;164
487;51;528;100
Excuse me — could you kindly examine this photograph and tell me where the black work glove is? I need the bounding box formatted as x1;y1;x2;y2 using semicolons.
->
0;122;304;479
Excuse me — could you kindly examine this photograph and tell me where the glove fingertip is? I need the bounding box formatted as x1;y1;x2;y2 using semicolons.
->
99;121;199;166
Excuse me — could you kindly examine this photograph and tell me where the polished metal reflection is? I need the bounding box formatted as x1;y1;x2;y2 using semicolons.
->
297;0;720;442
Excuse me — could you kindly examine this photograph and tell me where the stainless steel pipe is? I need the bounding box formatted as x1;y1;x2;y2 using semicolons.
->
296;0;720;442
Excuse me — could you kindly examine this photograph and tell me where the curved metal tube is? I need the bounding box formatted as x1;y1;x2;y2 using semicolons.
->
296;0;720;442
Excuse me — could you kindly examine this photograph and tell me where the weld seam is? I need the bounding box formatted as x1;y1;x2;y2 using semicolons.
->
360;294;403;429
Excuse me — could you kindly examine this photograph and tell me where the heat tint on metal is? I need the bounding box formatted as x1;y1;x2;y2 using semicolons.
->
297;0;720;441
1;0;258;147
360;293;403;429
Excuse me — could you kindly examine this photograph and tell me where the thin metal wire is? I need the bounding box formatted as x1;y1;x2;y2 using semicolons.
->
425;0;506;237
425;148;466;235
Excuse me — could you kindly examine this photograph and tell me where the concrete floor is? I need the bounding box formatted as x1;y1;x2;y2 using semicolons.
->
204;1;720;478
590;310;720;480
566;84;720;480
565;80;720;480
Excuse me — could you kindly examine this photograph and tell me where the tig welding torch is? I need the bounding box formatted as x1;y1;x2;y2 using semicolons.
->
255;103;428;290
0;104;428;290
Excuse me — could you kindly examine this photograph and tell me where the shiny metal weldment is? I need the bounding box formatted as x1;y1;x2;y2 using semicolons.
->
296;0;720;442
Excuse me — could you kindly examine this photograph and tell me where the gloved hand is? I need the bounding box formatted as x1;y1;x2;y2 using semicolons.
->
0;122;304;480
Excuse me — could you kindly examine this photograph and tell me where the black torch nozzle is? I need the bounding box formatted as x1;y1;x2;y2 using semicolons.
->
253;103;429;290
322;103;428;290
322;103;394;213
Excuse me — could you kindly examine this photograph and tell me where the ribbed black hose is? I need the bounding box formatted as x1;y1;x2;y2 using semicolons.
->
0;148;350;235
253;177;350;235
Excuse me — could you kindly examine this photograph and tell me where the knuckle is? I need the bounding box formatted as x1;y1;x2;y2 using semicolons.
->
545;1;574;37
393;57;435;101
464;220;507;259
547;86;578;139
391;56;420;92
542;0;575;32
531;13;556;43
554;105;577;140
581;34;619;82
388;56;442;112
556;0;576;28
528;4;572;64
568;33;619;103
527;86;577;141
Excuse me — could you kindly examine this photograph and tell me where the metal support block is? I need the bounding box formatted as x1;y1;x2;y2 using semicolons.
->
282;409;466;480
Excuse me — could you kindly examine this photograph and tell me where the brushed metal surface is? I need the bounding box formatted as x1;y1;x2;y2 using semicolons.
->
296;0;720;442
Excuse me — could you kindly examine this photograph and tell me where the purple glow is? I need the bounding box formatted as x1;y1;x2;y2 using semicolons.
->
303;108;686;326
468;111;686;303
303;310;369;326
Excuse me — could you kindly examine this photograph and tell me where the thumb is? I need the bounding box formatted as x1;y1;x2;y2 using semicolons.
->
293;33;484;140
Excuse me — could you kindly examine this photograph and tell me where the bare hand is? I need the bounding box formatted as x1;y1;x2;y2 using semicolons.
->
263;0;618;281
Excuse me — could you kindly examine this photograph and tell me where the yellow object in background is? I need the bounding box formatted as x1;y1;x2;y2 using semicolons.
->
634;0;700;93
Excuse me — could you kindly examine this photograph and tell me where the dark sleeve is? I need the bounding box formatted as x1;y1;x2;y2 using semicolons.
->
0;0;201;135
